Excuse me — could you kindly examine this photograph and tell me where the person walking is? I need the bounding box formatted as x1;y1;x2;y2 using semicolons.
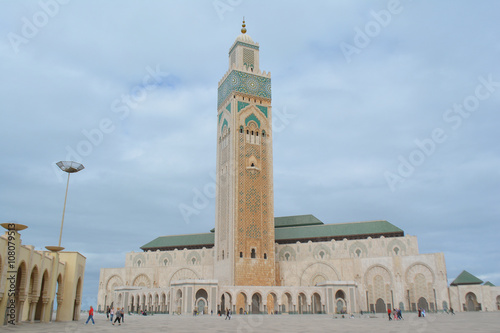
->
113;307;122;325
85;306;95;325
106;307;110;319
387;308;392;321
120;308;125;323
110;307;114;322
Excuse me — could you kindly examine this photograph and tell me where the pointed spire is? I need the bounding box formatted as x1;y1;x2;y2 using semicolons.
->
241;17;247;34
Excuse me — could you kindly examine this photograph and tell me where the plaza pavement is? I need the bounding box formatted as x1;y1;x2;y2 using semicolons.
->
1;311;499;332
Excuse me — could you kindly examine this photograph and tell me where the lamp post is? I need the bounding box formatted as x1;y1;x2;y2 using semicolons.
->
46;161;84;252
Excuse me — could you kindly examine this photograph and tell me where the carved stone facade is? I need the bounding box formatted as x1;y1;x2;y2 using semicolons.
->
97;233;453;314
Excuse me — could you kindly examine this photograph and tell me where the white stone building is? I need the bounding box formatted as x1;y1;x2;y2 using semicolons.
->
97;22;499;315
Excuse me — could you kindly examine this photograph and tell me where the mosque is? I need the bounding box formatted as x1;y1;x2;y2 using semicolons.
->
97;22;499;315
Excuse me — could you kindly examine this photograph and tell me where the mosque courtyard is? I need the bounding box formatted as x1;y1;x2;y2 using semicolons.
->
1;311;498;332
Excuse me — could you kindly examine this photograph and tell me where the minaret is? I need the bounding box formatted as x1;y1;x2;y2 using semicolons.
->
214;20;275;286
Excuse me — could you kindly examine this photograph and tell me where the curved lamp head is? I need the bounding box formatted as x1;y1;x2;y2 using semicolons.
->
56;161;85;173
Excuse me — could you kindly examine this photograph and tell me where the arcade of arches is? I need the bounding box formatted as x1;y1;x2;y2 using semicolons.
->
0;225;86;325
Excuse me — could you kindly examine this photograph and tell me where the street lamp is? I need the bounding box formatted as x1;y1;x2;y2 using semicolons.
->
46;161;84;252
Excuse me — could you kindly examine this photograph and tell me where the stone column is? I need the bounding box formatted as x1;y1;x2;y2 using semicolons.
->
29;298;38;322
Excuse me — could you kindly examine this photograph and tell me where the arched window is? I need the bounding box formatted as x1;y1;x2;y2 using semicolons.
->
264;253;267;259
137;260;142;267
222;251;224;260
240;252;243;258
251;249;256;259
163;259;168;266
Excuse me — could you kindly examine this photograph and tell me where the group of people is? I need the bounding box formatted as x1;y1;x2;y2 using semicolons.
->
107;306;125;325
387;308;404;321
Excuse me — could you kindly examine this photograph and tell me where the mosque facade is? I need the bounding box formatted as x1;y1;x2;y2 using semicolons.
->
97;23;499;315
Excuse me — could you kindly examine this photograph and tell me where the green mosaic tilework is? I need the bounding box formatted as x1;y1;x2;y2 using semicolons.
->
245;113;260;128
256;105;268;118
218;70;271;107
226;103;231;113
221;118;228;132
218;112;223;124
238;101;250;112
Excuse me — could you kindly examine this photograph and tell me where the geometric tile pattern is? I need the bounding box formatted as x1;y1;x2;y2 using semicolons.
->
218;70;271;107
256;105;268;118
238;101;250;112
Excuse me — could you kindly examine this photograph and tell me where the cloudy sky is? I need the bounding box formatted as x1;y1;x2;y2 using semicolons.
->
1;0;499;308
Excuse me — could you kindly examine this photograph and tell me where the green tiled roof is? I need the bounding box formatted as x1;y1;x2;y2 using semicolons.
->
275;220;403;243
483;281;495;287
274;214;323;228
450;270;483;286
141;216;404;251
141;232;214;251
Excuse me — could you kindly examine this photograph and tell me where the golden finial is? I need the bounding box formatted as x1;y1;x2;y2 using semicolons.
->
241;17;247;34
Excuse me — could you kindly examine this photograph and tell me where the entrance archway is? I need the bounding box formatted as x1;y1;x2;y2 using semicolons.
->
335;290;346;313
267;293;278;314
311;293;322;314
465;292;479;311
197;299;206;314
251;293;261;314
417;297;429;312
282;293;293;313
236;292;246;314
375;298;386;313
195;289;208;314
